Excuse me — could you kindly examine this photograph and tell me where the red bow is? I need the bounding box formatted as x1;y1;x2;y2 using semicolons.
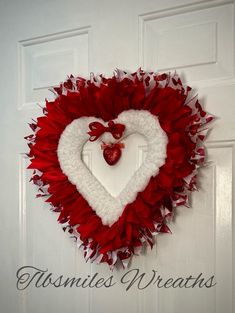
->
88;121;125;141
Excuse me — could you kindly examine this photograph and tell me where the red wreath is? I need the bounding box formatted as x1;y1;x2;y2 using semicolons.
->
26;69;213;268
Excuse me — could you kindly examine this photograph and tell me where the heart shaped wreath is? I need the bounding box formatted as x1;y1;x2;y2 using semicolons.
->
26;69;213;268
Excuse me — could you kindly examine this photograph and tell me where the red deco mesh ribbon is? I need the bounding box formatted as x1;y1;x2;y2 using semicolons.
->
88;120;125;141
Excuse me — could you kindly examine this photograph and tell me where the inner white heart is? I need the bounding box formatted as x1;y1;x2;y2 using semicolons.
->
57;110;168;226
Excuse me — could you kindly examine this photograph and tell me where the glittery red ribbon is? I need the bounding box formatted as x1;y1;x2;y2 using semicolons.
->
88;121;125;141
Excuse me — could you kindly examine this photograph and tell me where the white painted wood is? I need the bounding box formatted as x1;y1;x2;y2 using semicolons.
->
0;1;234;313
140;1;234;82
18;27;90;108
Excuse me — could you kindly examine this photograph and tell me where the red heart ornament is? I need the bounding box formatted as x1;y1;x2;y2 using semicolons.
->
103;144;122;166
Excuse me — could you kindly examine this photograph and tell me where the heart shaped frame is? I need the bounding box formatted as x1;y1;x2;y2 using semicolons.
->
58;110;168;226
26;69;213;268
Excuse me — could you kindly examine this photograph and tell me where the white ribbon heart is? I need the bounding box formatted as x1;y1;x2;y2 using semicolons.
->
57;110;168;226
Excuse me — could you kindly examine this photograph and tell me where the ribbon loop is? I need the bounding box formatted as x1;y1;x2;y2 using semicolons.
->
88;120;125;141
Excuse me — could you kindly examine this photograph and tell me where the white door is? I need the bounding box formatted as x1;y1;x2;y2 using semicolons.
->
0;1;234;312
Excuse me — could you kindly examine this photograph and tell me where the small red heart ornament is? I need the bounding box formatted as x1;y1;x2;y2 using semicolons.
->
103;144;122;166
